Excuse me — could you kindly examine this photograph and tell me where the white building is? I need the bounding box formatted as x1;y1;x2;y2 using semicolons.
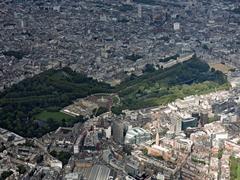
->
105;126;111;139
50;159;62;169
64;173;80;180
173;22;180;31
124;127;151;145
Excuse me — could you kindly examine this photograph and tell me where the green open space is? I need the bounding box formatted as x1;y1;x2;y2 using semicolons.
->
0;67;113;137
114;55;229;110
230;156;240;180
0;55;229;137
34;111;74;122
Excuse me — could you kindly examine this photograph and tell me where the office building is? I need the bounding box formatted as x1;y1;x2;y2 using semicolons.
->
124;127;151;145
112;121;128;144
181;117;198;131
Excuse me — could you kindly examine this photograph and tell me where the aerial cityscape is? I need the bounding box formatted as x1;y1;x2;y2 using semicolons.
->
0;0;240;180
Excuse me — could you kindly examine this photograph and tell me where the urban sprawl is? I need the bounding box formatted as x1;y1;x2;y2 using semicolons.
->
0;0;240;180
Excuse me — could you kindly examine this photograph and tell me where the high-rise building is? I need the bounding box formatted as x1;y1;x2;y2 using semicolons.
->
200;112;208;126
181;117;198;131
112;121;128;144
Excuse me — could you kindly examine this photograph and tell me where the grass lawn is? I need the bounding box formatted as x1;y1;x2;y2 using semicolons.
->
34;111;74;122
230;156;240;180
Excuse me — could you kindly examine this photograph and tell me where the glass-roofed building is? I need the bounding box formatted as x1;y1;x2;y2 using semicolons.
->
124;127;151;145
